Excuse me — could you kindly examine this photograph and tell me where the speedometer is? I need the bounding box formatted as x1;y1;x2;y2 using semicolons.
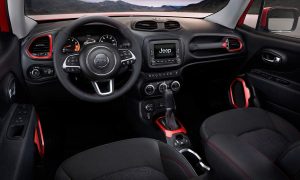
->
62;37;80;53
99;35;118;47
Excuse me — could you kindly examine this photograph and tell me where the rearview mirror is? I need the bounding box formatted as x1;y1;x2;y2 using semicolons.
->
260;7;299;32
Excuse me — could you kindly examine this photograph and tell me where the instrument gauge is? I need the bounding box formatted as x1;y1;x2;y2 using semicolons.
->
62;37;80;53
99;34;118;47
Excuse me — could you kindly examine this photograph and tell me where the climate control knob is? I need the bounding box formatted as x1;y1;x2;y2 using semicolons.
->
171;81;181;92
144;84;155;95
158;83;168;93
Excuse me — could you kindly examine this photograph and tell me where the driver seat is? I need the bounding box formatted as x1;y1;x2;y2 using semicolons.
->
55;138;198;180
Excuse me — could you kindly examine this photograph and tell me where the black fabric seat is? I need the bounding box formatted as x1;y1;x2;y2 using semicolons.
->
55;138;198;180
200;108;300;180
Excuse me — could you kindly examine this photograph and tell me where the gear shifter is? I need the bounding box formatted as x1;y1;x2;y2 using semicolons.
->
163;89;179;130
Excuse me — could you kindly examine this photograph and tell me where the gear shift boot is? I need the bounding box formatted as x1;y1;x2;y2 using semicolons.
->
161;115;179;130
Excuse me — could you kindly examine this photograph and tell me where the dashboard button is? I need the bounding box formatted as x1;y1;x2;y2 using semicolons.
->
171;81;181;92
30;68;41;79
145;104;154;112
158;83;168;93
144;84;155;95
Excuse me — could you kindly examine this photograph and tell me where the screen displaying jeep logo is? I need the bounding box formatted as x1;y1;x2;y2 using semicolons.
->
154;43;176;59
159;48;172;54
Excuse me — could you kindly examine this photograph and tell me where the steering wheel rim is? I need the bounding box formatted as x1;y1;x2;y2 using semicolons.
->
53;16;142;103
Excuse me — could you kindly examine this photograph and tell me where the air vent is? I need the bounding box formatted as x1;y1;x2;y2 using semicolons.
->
27;35;52;59
134;20;158;31
223;38;243;52
164;21;180;30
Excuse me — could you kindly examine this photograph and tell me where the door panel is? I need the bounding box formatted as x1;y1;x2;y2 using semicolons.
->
0;33;37;180
238;26;300;128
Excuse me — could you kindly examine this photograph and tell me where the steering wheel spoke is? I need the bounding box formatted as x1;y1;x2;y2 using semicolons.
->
118;49;136;67
62;54;81;73
91;79;114;96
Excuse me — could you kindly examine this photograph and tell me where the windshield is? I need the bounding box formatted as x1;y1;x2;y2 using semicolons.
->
25;0;229;18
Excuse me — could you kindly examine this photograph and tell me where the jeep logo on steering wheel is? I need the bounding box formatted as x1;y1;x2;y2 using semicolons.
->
93;54;110;69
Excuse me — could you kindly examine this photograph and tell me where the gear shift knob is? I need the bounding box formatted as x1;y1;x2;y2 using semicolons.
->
164;89;176;110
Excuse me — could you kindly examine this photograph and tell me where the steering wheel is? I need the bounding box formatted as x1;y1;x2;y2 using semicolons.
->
53;16;142;103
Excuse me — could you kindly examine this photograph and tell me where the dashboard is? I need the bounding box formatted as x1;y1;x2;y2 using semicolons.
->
21;16;247;105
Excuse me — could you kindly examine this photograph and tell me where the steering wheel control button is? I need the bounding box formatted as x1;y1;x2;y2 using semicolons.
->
93;54;110;69
66;55;80;66
171;81;181;92
63;54;81;73
144;84;155;96
119;49;136;66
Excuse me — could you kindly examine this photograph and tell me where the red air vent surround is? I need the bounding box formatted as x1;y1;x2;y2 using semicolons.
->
26;34;53;60
222;37;243;53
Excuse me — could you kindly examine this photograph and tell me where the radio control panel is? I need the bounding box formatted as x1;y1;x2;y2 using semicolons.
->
147;40;182;68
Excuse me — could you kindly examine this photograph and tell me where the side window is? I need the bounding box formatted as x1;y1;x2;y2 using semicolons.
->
244;0;300;39
244;0;263;29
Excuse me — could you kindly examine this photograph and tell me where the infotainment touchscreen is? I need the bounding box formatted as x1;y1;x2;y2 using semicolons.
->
154;43;176;59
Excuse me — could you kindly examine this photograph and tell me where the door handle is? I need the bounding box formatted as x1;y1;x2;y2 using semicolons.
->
261;49;286;65
262;54;281;63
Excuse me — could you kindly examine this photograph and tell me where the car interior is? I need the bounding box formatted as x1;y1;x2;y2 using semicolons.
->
1;0;300;179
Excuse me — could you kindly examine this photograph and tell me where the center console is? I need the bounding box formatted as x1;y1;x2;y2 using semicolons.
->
139;38;184;121
153;89;210;173
128;36;210;173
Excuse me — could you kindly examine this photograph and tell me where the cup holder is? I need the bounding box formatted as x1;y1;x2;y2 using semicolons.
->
179;148;210;173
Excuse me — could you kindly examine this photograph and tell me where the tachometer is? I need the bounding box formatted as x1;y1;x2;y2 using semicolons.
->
62;37;80;53
99;34;118;47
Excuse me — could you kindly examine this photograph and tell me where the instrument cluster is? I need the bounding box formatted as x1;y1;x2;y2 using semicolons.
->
62;24;128;54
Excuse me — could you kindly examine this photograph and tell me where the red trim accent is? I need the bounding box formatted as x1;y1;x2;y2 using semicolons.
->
34;115;45;158
0;0;10;32
237;0;254;26
222;37;244;53
26;34;53;60
222;42;228;49
260;7;272;28
229;78;251;109
155;116;187;138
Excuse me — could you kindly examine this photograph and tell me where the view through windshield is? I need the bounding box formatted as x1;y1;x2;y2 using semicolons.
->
25;0;229;16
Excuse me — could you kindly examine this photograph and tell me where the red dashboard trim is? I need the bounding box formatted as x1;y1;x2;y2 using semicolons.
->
229;77;251;109
0;0;10;32
237;0;254;26
34;115;45;158
260;7;271;28
26;34;53;60
155;116;187;138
